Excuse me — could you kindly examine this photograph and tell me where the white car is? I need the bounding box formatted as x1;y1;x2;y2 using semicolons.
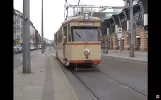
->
30;46;35;51
13;46;18;54
38;45;42;49
13;46;22;54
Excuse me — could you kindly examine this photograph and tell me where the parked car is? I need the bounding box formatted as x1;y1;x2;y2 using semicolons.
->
13;46;18;54
13;46;22;54
38;45;42;49
18;46;22;53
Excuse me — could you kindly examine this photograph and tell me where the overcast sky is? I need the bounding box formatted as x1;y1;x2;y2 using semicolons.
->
14;0;124;40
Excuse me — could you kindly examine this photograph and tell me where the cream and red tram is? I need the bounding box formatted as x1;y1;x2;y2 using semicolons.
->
54;14;101;70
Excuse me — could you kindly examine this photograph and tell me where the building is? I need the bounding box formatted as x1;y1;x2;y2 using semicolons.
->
100;0;148;51
43;38;52;46
13;9;38;49
13;9;23;46
35;29;42;46
43;38;48;44
30;22;35;48
38;33;42;45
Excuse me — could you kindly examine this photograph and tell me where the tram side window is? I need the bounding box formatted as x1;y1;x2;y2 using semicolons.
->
68;24;71;42
54;34;57;45
58;31;62;43
63;26;67;43
57;33;59;43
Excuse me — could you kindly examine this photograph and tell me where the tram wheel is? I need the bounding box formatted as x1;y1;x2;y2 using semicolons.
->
68;63;74;71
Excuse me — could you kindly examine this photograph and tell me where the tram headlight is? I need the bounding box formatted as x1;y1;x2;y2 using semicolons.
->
84;49;90;56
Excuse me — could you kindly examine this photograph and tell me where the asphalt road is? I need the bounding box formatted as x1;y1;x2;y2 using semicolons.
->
76;71;146;100
47;47;147;100
13;50;40;68
100;56;147;95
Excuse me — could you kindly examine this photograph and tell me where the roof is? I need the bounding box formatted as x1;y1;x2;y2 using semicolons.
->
14;9;23;18
133;4;141;14
89;12;106;20
118;12;125;20
111;15;119;24
62;15;101;25
102;3;142;22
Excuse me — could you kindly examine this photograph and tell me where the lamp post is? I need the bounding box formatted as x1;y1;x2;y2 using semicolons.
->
41;0;44;53
23;0;31;73
129;0;134;57
123;0;134;57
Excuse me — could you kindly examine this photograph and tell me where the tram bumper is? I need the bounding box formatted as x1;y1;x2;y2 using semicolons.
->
69;59;101;64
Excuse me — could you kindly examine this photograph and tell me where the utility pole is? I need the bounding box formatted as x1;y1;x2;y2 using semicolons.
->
23;0;31;73
41;0;44;53
129;0;134;57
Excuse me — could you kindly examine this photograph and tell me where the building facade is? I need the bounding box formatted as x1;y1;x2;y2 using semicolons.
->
13;9;23;46
35;29;42;47
13;9;39;49
30;22;35;48
100;0;148;51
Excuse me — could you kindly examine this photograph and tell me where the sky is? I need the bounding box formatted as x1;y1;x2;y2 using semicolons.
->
14;0;124;40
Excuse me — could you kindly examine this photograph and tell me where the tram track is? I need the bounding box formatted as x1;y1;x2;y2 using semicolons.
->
72;71;99;100
47;50;147;100
55;57;99;100
97;69;147;96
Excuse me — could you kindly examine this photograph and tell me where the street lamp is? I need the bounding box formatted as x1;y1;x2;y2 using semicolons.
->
123;0;134;57
23;0;31;73
41;0;44;53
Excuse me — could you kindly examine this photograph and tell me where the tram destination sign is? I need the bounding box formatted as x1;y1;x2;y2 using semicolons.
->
79;22;94;26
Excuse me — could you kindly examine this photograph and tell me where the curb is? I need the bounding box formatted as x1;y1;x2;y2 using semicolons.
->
102;55;147;63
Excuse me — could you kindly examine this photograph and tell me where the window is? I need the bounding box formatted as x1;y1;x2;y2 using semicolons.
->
21;27;23;32
17;26;20;32
71;27;100;42
63;25;67;43
58;31;62;43
59;31;62;43
21;21;23;26
68;25;71;42
14;30;16;34
17;20;20;25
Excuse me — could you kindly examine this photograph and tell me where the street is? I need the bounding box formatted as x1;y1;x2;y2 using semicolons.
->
49;47;147;100
14;47;147;100
100;56;147;95
13;50;40;68
13;0;149;99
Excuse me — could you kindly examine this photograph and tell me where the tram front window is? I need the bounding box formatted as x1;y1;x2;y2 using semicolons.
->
72;28;100;42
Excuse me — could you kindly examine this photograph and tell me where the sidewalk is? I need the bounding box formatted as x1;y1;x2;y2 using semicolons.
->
14;50;79;100
101;50;147;63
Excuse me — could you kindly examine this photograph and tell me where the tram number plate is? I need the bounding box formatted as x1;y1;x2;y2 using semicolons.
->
79;22;93;26
85;60;91;63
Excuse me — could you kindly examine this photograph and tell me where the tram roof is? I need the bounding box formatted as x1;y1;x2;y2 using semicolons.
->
62;16;101;25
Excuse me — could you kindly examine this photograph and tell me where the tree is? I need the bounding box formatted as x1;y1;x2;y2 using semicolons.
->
43;40;46;47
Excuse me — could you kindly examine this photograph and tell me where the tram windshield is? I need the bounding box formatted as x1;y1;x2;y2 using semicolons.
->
72;27;100;42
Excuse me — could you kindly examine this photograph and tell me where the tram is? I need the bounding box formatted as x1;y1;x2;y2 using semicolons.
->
54;13;101;70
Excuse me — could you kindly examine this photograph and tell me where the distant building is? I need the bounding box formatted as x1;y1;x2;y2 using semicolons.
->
30;22;35;48
38;34;42;45
13;9;23;45
35;29;42;46
13;9;37;48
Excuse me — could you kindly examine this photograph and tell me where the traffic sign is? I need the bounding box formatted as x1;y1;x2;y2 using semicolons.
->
117;28;122;38
117;33;122;38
